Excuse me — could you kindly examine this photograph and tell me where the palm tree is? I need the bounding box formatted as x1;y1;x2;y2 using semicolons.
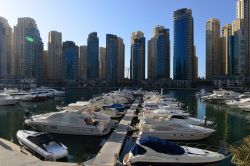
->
230;135;250;165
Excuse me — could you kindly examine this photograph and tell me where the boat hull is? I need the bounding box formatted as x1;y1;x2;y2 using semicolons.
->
0;99;18;106
141;132;212;141
25;122;111;136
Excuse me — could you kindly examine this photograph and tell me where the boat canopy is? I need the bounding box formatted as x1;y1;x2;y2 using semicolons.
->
138;136;185;155
108;103;123;108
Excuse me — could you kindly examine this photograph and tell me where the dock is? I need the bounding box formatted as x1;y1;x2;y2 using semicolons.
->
0;138;76;166
84;100;139;166
0;99;140;166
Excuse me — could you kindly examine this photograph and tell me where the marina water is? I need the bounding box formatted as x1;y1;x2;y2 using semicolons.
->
0;88;250;165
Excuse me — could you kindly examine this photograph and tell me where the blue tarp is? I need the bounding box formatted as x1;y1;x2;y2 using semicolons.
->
108;103;123;108
134;136;185;155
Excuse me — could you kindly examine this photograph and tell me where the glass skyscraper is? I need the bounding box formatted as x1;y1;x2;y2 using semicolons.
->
130;31;145;85
63;41;79;81
148;26;170;80
106;34;118;85
173;8;194;81
87;32;99;79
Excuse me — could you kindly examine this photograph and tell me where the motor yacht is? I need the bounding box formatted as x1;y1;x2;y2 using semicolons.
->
123;136;226;165
0;93;18;106
137;121;215;141
140;113;214;126
16;130;68;161
24;110;114;136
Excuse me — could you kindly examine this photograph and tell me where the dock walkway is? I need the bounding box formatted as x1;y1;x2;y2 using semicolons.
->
0;138;76;166
84;100;139;166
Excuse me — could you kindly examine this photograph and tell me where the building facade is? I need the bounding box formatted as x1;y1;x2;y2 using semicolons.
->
206;19;221;79
99;47;106;80
48;31;63;83
237;0;250;76
43;50;48;80
63;41;79;81
148;26;170;80
231;19;247;75
13;17;44;83
221;24;232;75
87;32;99;79
106;34;125;85
117;37;125;82
173;8;194;82
130;31;145;85
79;45;87;79
0;16;12;77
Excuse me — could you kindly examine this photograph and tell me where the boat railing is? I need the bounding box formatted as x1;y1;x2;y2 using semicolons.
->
176;142;231;157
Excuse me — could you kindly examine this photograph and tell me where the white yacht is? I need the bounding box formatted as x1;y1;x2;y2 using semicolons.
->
202;89;240;103
143;109;190;117
16;130;68;161
196;89;212;98
39;87;65;97
140;113;214;126
123;136;226;165
24;110;114;136
137;121;215;141
0;93;18;106
67;101;90;110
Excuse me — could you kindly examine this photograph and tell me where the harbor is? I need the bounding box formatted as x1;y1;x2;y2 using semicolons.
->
0;88;250;165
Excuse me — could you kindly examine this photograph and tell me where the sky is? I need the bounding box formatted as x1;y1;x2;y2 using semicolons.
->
0;0;236;78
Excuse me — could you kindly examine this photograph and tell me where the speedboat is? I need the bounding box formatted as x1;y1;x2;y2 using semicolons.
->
123;136;226;165
138;121;215;141
16;130;68;161
0;93;18;105
24;110;114;136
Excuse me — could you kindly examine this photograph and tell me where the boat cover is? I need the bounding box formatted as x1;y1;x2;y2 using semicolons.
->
138;136;185;155
108;104;123;109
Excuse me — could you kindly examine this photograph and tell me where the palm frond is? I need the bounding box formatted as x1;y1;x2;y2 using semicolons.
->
230;136;250;165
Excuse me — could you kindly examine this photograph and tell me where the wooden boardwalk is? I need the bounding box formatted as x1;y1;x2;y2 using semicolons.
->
84;101;139;166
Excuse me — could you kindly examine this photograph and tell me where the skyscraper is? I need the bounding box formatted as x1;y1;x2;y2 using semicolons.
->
206;18;221;79
87;32;99;79
193;46;198;80
79;45;87;79
43;50;48;80
13;17;44;82
173;8;194;82
48;31;63;83
231;19;247;75
148;26;170;80
221;24;232;75
63;41;79;81
99;47;106;80
130;31;145;85
117;37;125;82
236;0;250;76
106;34;125;85
0;16;11;77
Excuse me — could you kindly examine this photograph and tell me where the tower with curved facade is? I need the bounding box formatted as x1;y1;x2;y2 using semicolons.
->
173;8;194;82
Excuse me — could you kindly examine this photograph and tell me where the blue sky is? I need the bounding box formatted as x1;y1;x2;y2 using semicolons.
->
0;0;236;78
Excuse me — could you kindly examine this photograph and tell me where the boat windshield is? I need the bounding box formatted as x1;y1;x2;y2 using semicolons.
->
139;136;185;155
131;143;147;156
